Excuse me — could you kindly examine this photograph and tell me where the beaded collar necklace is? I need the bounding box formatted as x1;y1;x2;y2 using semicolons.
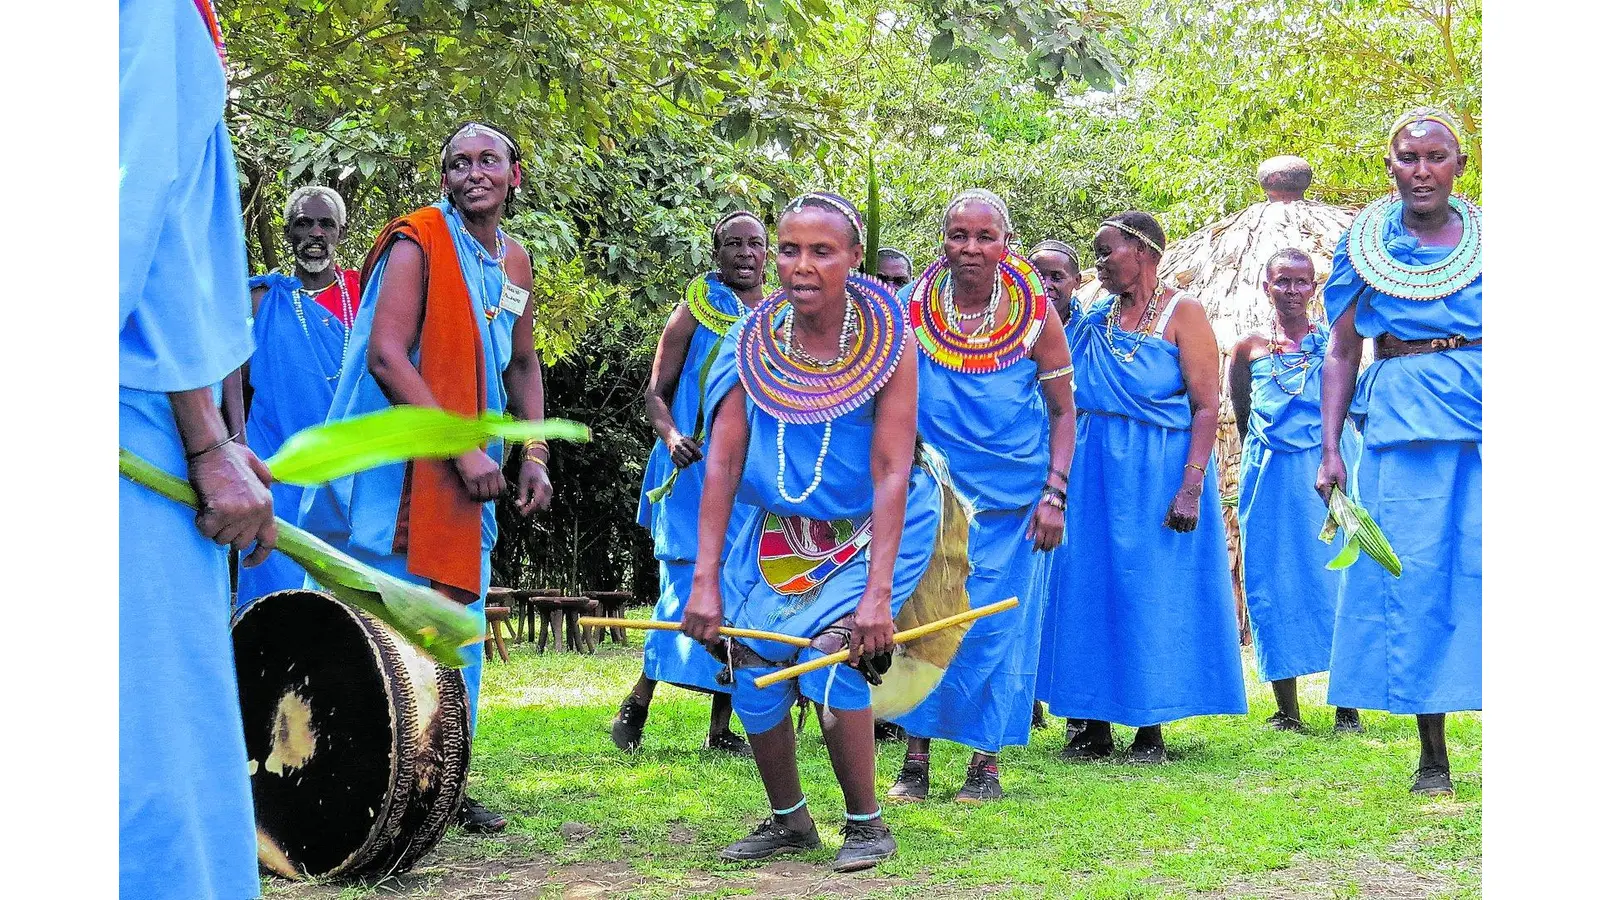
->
1266;319;1316;397
739;276;905;504
1348;194;1481;301
685;272;745;336
908;251;1047;373
1103;284;1166;363
292;272;354;381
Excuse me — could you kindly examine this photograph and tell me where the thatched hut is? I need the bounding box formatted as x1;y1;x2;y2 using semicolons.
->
1076;158;1359;640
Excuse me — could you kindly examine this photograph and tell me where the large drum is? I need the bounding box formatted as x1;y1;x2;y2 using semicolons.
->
233;589;471;879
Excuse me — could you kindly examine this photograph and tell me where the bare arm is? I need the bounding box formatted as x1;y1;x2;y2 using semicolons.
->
1315;307;1363;501
224;284;270;437
1227;336;1259;441
680;384;752;644
1166;296;1222;532
501;242;552;516
170;387;276;566
645;304;705;468
366;238;504;503
1029;304;1076;551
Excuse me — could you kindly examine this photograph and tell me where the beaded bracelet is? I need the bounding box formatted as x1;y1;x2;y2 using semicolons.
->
187;431;240;462
1038;364;1074;382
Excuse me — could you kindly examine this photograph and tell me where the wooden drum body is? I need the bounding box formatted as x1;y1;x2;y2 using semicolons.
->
232;589;471;880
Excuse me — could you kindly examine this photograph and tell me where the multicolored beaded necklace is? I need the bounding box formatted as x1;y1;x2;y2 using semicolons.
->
908;251;1047;373
684;272;745;336
738;275;905;504
1348;194;1482;301
1267;320;1315;397
1103;285;1167;363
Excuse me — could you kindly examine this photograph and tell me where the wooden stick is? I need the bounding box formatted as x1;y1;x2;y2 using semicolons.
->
575;617;813;649
752;597;1019;689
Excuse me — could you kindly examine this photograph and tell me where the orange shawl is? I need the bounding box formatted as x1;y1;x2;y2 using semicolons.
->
360;207;488;597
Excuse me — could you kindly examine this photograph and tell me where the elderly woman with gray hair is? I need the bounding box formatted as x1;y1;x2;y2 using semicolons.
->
232;184;363;606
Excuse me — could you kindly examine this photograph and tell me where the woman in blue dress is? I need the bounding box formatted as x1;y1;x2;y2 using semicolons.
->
682;192;945;872
1040;211;1247;764
612;211;768;755
1317;109;1481;797
1227;248;1361;734
882;191;1076;804
299;122;553;832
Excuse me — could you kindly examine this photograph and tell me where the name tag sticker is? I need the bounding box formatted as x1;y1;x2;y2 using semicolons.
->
499;282;530;317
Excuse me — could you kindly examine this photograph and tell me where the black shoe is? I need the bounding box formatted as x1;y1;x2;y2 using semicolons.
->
610;695;648;751
1334;707;1365;734
1031;702;1048;730
885;759;929;803
457;796;507;834
1064;718;1088;740
1060;730;1113;761
954;762;1003;804
706;729;753;757
833;819;896;872
875;721;906;743
719;816;821;861
1266;711;1307;732
1410;766;1455;797
1126;740;1168;765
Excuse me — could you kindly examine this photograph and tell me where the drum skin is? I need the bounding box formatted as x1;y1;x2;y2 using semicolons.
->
232;590;470;880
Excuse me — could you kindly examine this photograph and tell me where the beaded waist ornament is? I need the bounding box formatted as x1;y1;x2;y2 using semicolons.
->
737;274;906;426
1348;194;1482;301
908;250;1048;372
685;272;744;336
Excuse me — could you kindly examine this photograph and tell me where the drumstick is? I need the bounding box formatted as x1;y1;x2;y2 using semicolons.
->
751;597;1019;689
575;618;813;649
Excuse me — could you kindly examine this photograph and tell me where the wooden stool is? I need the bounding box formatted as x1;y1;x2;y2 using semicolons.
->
550;597;597;654
516;588;562;644
584;591;635;646
484;605;512;663
531;596;565;653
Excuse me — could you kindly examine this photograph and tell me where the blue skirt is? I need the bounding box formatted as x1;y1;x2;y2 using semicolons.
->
1038;413;1247;726
892;506;1048;752
1328;441;1481;713
120;387;258;900
643;560;732;694
1035;545;1066;703
1237;443;1339;682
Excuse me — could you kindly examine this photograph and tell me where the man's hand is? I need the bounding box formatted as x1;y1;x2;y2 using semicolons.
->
190;442;277;567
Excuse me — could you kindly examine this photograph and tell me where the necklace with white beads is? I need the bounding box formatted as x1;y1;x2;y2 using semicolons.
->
292;272;354;380
775;419;833;505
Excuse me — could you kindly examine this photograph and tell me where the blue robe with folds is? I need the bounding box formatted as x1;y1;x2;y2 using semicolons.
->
120;1;259;896
890;351;1050;753
1038;297;1247;726
1322;207;1482;714
299;202;515;733
237;273;352;605
1237;325;1361;682
704;316;943;732
635;273;751;694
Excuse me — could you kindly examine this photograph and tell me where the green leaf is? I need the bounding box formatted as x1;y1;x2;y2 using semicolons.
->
1326;538;1360;571
118;449;481;667
930;31;955;63
865;149;880;273
265;407;592;486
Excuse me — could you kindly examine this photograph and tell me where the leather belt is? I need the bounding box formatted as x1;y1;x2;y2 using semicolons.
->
1375;333;1482;360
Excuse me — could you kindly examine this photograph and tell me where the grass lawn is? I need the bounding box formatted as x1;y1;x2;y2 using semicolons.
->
263;622;1480;899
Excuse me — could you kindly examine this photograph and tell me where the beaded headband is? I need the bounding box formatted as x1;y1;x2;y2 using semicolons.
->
1028;239;1079;269
713;210;764;243
439;122;520;165
1386;107;1463;152
1100;219;1163;254
945;188;1013;233
284;185;347;228
877;246;913;267
783;192;864;245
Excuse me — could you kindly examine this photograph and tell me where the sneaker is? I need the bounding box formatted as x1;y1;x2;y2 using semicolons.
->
457;796;507;834
1334;707;1365;734
719;816;821;861
610;695;648;752
885;759;929;803
954;762;1003;804
1059;730;1113;761
1125;740;1168;765
1266;711;1307;732
706;729;754;757
1410;766;1455;797
833;819;897;872
875;721;906;743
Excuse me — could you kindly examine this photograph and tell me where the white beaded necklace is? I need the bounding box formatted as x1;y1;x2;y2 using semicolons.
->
773;302;857;504
292;272;354;380
775;420;833;504
941;274;1001;334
